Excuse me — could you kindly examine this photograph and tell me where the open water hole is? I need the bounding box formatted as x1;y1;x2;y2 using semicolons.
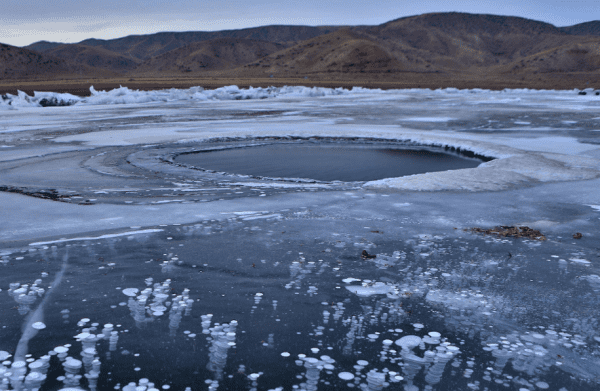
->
174;142;488;182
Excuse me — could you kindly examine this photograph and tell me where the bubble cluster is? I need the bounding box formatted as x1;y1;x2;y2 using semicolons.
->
8;280;45;315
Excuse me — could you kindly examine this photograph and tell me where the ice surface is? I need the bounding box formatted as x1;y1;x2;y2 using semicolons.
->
1;85;600;391
28;229;165;246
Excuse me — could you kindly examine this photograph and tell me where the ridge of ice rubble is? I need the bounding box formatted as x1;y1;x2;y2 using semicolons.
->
1;84;598;109
0;85;358;108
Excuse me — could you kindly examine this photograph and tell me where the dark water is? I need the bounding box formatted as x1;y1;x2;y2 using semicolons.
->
175;143;485;182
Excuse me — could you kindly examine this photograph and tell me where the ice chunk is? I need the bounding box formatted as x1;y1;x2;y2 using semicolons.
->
345;282;395;297
569;258;591;265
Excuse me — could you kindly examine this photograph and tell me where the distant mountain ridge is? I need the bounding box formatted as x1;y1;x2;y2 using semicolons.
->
559;21;600;36
30;25;347;61
2;12;600;81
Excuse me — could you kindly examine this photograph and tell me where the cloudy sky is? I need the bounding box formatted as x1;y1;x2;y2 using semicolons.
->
1;0;598;47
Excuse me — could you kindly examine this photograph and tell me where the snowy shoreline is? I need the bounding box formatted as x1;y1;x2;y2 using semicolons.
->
2;84;599;109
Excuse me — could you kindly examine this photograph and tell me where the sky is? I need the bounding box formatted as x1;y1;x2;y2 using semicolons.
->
1;0;599;47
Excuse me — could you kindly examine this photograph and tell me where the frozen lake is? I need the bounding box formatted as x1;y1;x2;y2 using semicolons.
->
1;85;600;391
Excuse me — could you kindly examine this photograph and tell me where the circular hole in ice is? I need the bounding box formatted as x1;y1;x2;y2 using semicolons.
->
338;372;355;380
32;322;46;330
174;142;487;182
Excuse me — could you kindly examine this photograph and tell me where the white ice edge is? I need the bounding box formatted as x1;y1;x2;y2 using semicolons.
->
28;229;164;246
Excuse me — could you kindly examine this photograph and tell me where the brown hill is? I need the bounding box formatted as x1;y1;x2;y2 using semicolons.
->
0;43;117;80
219;13;600;79
25;41;65;52
75;25;346;61
493;40;600;74
9;12;600;86
43;44;140;73
352;12;584;70
223;29;407;78
134;38;287;75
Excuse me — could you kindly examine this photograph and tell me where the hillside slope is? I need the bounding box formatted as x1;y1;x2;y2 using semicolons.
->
560;21;600;36
44;44;140;73
223;29;408;77
0;43;116;80
134;38;287;74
